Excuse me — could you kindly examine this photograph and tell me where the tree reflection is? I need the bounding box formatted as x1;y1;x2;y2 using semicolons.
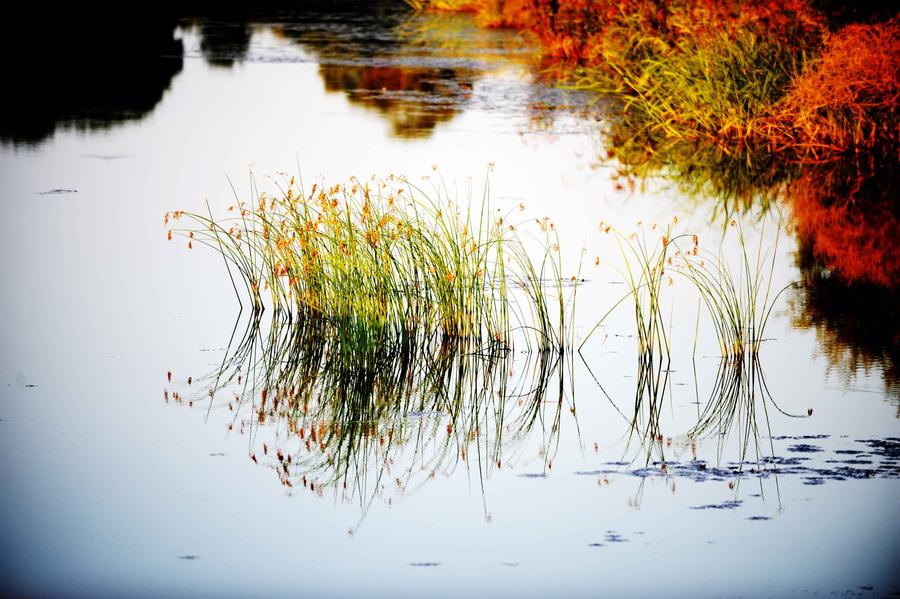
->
0;4;574;145
791;245;900;400
317;65;475;138
196;18;252;68
785;146;899;398
187;4;538;139
0;8;183;146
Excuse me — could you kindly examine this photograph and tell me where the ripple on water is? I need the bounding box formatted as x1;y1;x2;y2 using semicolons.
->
690;500;743;510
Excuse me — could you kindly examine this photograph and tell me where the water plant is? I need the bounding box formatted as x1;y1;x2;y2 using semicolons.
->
773;17;900;162
579;216;797;464
588;26;805;206
167;171;576;353
580;221;679;354
668;219;794;358
578;221;681;457
406;1;899;217
581;216;792;357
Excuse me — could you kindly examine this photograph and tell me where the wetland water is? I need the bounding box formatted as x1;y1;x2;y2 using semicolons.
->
1;4;898;596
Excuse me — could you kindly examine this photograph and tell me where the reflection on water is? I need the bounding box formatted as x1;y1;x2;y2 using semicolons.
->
792;245;900;401
317;64;476;138
169;307;900;524
2;4;898;593
170;311;567;522
789;148;900;288
196;19;252;68
1;4;584;145
185;5;548;139
785;149;900;398
603;99;795;211
689;354;810;466
0;8;183;146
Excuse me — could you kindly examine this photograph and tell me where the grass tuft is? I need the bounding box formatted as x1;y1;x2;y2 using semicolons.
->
167;172;577;353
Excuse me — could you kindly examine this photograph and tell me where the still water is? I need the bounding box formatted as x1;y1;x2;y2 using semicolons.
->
1;4;897;596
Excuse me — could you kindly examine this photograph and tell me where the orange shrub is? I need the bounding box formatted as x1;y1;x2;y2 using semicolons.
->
776;16;900;160
418;0;826;64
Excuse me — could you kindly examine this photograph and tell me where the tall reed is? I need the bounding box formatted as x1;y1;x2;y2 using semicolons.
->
167;172;576;353
669;219;794;358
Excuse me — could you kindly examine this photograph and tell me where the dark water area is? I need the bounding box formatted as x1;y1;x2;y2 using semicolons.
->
0;9;184;145
2;2;588;146
1;3;898;596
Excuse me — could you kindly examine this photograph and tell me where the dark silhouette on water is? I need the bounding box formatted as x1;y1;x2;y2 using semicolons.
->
0;2;525;144
793;245;900;400
0;8;184;146
1;2;437;145
185;2;479;139
196;18;251;68
317;64;476;138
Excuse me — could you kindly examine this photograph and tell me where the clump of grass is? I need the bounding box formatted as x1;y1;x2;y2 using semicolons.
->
409;1;825;62
404;0;535;29
683;222;812;470
578;6;899;228
580;216;795;462
408;0;898;223
669;219;794;357
579;220;683;455
581;220;678;357
590;27;805;205
167;171;575;352
773;17;900;161
580;217;790;359
560;0;824;205
166;169;578;511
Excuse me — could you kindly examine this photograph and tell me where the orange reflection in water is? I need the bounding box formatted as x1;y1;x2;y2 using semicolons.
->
789;149;900;398
318;64;476;138
789;152;900;288
791;245;900;399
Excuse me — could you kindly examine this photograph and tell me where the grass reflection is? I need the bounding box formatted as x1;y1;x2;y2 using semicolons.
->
690;354;806;467
199;309;570;522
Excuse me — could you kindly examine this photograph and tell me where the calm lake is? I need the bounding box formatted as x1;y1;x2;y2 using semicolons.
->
1;4;897;597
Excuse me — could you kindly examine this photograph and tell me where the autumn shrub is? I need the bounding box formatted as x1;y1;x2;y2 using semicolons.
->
774;16;900;161
408;1;900;289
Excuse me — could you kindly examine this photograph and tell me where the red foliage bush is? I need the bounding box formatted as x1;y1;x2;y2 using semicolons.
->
776;16;900;160
439;0;826;65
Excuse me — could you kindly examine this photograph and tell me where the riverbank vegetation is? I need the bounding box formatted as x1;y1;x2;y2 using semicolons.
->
407;0;899;288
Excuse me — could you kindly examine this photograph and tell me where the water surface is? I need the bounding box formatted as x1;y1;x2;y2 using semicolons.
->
1;5;897;596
